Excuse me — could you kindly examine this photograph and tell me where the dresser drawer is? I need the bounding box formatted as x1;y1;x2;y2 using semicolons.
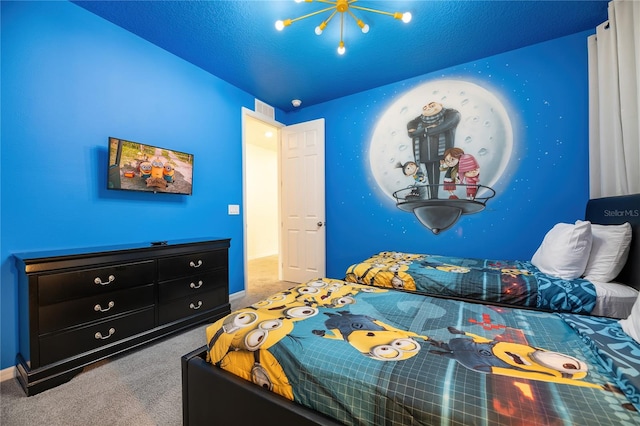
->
39;308;155;366
14;238;230;395
38;260;155;305
158;286;227;325
158;250;227;281
158;271;227;303
39;284;155;334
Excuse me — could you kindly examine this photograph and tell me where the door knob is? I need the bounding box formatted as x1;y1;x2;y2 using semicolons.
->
317;221;324;227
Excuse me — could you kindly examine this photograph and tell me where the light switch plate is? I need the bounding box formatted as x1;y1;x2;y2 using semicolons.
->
228;204;240;215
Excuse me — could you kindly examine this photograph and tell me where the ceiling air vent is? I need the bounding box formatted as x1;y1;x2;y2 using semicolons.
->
254;99;275;120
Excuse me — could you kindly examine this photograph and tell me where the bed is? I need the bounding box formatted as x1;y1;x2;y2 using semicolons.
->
182;195;640;425
344;194;640;318
183;277;640;425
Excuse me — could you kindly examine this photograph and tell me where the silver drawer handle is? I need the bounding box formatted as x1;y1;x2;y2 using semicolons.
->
95;328;116;340
189;260;203;268
94;301;115;312
94;275;115;285
189;301;203;310
190;280;203;289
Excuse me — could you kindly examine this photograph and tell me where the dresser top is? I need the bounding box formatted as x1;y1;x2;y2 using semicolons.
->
14;237;231;273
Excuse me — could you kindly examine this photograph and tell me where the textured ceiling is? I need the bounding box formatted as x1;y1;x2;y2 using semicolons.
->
73;0;609;112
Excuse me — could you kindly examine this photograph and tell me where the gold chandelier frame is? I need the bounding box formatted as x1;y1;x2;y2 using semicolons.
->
275;0;412;55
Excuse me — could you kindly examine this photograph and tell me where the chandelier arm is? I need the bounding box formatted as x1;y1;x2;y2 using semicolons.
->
287;5;338;24
337;11;345;54
346;9;360;22
349;5;398;18
324;9;339;25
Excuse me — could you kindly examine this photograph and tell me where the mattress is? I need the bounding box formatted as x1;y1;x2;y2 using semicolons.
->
592;280;639;318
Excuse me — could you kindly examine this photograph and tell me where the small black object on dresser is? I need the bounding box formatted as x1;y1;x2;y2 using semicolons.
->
14;237;231;396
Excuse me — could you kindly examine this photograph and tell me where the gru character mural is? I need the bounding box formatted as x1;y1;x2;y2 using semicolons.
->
370;80;512;234
407;101;460;200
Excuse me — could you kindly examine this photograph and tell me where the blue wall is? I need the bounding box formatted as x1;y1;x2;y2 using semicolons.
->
0;1;592;370
292;32;592;279
0;1;278;369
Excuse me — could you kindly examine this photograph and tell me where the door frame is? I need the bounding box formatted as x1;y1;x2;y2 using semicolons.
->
241;107;284;293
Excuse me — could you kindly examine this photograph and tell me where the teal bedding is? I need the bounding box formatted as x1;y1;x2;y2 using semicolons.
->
345;251;597;314
206;279;639;425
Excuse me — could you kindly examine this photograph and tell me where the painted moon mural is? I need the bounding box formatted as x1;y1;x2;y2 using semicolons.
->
369;79;513;204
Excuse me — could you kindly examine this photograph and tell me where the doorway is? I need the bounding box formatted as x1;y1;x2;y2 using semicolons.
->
241;109;326;296
243;111;282;292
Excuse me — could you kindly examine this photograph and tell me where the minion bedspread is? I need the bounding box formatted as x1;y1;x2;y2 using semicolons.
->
206;279;640;425
345;251;597;314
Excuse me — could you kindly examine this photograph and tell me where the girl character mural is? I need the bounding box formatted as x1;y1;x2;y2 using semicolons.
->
458;154;480;200
396;161;426;199
439;147;465;199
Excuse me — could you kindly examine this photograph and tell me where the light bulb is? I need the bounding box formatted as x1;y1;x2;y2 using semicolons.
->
337;41;345;55
315;21;327;35
402;12;412;23
356;19;369;34
275;20;285;31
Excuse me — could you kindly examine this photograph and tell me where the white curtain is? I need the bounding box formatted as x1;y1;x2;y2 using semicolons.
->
588;0;640;198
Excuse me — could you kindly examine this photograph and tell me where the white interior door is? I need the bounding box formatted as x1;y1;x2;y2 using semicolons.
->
280;118;326;283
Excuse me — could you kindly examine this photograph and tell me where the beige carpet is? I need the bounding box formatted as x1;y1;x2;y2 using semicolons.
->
231;254;295;310
0;255;294;426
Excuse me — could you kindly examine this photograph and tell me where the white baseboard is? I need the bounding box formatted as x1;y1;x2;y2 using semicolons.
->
0;366;16;383
229;290;246;301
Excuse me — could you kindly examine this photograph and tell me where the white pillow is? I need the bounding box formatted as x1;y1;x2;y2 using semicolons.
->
620;292;640;344
531;220;593;280
582;222;632;282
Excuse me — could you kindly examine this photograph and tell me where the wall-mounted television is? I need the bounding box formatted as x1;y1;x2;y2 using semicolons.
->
107;137;194;195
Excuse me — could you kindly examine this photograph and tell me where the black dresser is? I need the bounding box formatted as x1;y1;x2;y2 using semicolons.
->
14;237;231;396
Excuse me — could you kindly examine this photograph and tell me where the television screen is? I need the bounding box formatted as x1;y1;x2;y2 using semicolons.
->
107;137;194;195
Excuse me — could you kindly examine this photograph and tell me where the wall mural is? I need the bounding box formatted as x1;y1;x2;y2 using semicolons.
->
370;79;514;234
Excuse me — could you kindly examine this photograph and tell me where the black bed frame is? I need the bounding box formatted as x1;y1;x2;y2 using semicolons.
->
182;194;640;426
181;346;343;426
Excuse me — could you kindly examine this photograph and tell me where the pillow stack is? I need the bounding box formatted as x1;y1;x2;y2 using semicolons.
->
531;220;593;280
531;219;637;343
531;220;632;281
583;222;632;282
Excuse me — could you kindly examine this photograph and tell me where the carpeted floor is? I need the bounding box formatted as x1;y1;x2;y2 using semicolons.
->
0;255;293;426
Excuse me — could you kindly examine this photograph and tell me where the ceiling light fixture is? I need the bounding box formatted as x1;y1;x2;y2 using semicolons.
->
275;0;412;55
